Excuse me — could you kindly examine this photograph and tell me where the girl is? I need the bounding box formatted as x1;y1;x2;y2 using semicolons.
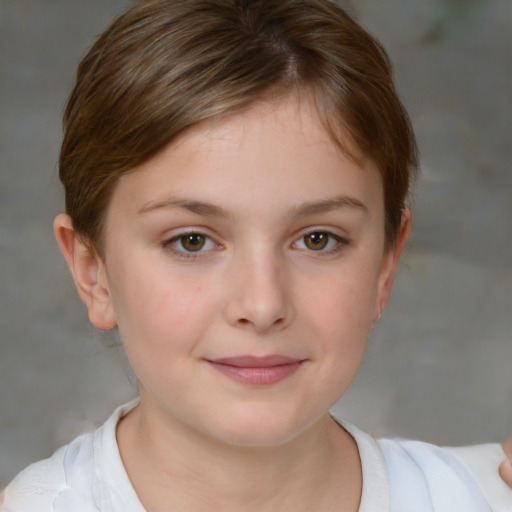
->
2;1;511;510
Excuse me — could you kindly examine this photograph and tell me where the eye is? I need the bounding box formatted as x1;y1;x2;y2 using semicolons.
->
303;232;330;251
293;231;346;252
166;232;217;254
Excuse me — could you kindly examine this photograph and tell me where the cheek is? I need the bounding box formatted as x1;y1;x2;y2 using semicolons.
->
111;275;218;393
108;261;217;354
308;275;375;384
304;266;379;338
298;262;381;396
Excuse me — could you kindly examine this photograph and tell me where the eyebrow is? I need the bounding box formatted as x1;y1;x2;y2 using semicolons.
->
292;195;368;217
138;194;367;217
138;198;229;217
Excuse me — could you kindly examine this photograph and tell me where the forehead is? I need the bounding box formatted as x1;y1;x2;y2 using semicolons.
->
108;95;383;220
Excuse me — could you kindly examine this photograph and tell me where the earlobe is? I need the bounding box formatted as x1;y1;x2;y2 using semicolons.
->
53;213;116;330
374;209;412;321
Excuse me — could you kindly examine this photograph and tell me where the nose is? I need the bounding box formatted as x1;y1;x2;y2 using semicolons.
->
224;250;293;334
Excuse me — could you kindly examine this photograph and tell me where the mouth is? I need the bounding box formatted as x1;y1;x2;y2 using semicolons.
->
205;355;306;386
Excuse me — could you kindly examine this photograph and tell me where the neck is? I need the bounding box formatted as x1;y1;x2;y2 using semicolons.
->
117;400;362;512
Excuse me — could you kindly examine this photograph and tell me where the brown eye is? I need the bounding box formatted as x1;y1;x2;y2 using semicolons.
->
303;232;330;250
180;233;206;252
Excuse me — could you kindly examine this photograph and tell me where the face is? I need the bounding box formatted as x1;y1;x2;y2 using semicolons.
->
70;96;405;447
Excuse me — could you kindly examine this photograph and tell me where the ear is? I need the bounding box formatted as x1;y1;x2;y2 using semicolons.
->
53;213;116;330
373;209;412;322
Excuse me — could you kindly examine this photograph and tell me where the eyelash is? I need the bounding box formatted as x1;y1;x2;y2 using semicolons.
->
292;230;349;256
162;229;349;261
162;232;221;260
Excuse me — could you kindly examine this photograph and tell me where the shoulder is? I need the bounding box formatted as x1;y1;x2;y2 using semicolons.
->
447;443;512;511
1;428;101;512
378;437;512;512
1;401;139;512
2;431;101;512
1;445;68;512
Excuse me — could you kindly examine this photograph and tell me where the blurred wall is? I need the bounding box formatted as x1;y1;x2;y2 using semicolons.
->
1;0;511;486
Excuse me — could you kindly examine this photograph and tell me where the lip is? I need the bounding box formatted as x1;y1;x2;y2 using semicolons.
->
206;355;305;385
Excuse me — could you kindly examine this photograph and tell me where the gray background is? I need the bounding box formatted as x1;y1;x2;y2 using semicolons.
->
1;0;511;487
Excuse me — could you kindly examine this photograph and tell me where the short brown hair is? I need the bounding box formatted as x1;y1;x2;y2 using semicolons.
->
59;0;418;254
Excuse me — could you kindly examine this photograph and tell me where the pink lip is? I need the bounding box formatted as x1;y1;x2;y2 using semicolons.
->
206;355;305;385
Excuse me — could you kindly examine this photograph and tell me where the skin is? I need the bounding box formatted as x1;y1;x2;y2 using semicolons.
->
52;95;510;510
499;439;512;487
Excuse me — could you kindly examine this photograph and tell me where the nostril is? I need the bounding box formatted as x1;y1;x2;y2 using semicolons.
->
235;316;285;329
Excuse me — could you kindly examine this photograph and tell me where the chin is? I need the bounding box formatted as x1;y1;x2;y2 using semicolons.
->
205;405;316;449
